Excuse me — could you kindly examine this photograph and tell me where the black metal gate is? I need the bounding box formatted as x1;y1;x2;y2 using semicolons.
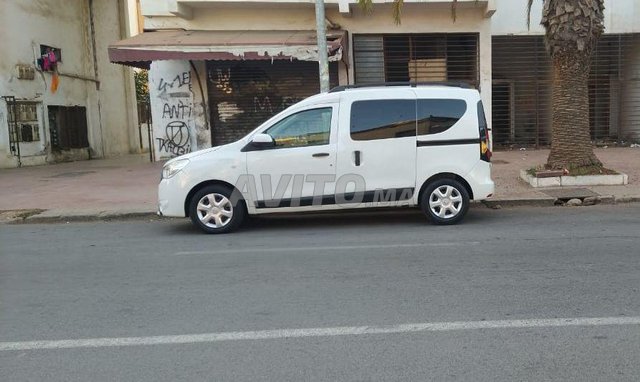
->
206;60;338;146
47;106;89;150
2;96;21;167
137;101;154;162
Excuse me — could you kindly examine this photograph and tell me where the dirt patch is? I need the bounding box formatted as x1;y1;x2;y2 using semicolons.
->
566;166;618;176
0;209;46;223
526;165;618;177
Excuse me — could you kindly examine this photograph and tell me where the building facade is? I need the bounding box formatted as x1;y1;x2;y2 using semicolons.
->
0;0;140;168
111;0;640;160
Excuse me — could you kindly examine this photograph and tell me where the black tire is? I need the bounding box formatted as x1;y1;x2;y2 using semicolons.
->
189;185;246;234
420;178;470;225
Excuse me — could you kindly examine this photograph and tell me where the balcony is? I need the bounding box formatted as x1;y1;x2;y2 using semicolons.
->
141;0;495;19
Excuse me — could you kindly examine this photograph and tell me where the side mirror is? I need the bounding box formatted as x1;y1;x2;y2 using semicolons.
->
250;133;275;149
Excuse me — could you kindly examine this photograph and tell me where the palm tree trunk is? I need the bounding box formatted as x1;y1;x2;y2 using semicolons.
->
542;0;605;170
546;53;601;169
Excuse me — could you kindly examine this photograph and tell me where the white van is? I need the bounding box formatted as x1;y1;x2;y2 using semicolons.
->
158;84;494;233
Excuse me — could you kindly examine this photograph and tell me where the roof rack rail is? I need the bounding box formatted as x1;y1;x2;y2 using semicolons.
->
329;81;473;93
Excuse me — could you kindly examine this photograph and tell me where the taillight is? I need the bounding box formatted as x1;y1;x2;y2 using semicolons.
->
481;137;491;162
477;100;491;162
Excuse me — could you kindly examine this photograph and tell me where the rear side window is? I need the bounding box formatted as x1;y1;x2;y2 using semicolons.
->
417;99;467;135
350;99;416;141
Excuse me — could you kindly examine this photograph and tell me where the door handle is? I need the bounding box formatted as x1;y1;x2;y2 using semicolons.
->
354;150;361;166
312;152;330;158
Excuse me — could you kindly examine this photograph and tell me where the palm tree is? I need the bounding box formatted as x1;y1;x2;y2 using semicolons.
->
532;0;604;169
358;0;605;171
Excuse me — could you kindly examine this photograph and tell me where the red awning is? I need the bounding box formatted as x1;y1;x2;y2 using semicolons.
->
109;30;347;69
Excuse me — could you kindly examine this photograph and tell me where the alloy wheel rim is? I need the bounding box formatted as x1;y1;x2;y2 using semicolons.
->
429;185;463;219
196;193;234;228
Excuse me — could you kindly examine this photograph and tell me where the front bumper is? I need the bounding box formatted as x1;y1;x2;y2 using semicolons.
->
157;174;189;217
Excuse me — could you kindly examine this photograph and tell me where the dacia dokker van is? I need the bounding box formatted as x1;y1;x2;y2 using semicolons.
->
158;83;494;233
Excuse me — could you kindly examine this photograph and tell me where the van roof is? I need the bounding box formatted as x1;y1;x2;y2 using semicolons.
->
329;81;473;92
294;83;478;109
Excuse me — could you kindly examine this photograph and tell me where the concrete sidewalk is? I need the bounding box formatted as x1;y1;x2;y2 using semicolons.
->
1;148;639;223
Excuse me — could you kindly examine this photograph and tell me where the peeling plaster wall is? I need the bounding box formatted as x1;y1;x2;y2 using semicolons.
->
190;61;212;150
149;60;209;160
92;0;139;158
0;0;137;168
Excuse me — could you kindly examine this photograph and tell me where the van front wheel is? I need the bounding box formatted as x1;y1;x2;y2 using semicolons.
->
420;179;470;225
189;185;246;234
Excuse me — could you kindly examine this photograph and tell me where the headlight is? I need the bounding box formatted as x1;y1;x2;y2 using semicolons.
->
162;158;190;179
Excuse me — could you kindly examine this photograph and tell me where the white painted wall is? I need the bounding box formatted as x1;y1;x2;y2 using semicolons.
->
149;60;210;161
0;0;138;168
491;0;640;35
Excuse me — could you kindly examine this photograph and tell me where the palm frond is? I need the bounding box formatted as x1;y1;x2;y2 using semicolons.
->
392;0;404;25
451;0;458;22
357;0;374;14
526;0;534;29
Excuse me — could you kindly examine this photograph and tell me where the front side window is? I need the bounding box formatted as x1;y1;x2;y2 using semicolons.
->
350;99;416;141
417;99;467;135
265;107;332;148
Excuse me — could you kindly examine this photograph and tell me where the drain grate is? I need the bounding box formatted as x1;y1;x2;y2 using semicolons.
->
541;188;600;199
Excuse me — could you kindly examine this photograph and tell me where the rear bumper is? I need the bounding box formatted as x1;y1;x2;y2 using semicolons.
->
467;161;495;200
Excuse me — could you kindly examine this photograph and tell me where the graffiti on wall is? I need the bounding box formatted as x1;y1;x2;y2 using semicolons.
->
253;96;303;113
214;69;233;94
157;121;191;156
155;71;193;156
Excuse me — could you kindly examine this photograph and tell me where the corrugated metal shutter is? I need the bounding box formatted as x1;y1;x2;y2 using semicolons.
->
620;35;640;141
353;35;385;84
207;61;338;146
621;79;640;141
492;36;551;146
353;33;479;87
492;34;640;146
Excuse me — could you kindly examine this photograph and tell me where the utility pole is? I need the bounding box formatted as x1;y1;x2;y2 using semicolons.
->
315;0;330;93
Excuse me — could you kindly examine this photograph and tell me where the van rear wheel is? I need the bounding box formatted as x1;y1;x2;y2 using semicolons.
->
420;179;469;225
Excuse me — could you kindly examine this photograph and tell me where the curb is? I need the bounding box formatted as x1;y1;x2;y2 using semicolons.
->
615;196;640;204
3;196;640;224
12;211;159;224
482;198;556;208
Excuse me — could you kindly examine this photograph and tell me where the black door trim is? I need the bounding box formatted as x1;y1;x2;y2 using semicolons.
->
417;138;479;147
255;187;415;209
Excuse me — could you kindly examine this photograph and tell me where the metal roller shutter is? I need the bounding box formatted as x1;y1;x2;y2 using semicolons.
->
353;33;479;87
207;61;338;146
492;34;640;147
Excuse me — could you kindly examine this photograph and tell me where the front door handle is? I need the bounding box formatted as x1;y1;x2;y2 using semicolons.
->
312;152;330;158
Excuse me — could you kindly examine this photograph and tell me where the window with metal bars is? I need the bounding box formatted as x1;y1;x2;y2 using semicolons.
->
7;102;41;142
353;33;479;87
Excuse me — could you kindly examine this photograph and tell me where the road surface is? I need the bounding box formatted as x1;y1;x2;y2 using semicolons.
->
1;204;640;381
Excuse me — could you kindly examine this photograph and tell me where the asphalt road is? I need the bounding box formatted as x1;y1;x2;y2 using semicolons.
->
1;204;640;381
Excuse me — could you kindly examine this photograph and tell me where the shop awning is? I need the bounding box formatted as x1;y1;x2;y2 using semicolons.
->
109;30;347;69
